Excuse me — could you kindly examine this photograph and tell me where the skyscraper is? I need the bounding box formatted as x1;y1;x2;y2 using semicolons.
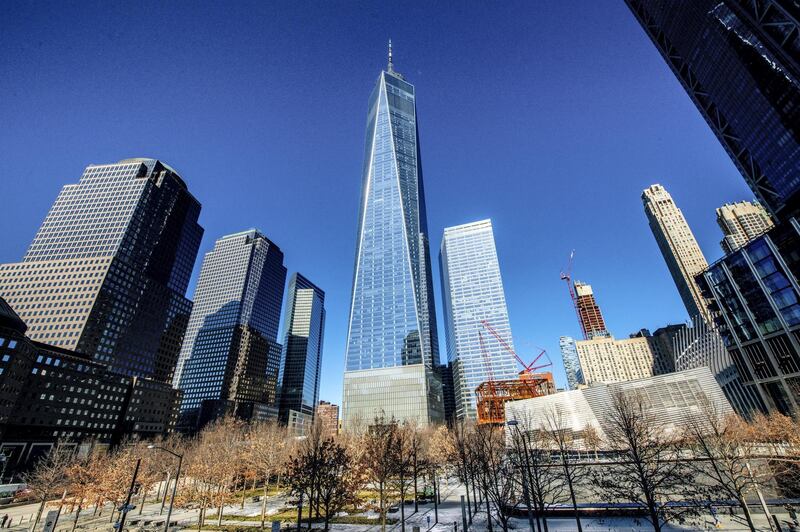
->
716;201;774;254
0;158;203;383
277;273;325;432
574;281;609;339
343;46;443;426
698;220;800;415
642;184;711;322
173;229;286;428
440;220;518;420
625;0;800;222
559;335;583;390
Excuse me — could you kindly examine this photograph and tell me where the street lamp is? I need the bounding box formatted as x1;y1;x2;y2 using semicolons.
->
506;420;536;532
148;445;183;532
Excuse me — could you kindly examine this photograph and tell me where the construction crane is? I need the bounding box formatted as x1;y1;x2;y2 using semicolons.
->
560;250;588;340
474;320;553;425
479;319;550;374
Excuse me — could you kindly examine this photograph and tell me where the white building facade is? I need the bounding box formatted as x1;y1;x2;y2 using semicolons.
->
440;219;518;420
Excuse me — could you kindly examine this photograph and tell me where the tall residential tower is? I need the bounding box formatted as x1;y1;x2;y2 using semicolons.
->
642;184;711;322
342;47;443;426
278;273;325;433
625;0;800;222
440;220;518;420
574;281;609;339
716;201;774;254
0;158;203;383
173;230;286;429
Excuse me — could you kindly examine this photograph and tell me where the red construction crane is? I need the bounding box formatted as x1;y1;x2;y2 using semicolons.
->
560;250;588;340
478;331;496;388
479;319;551;374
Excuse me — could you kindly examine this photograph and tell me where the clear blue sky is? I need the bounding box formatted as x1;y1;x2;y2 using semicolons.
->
1;1;754;403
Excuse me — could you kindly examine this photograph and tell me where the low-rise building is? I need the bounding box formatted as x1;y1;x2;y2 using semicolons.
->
316;400;339;436
0;297;180;473
505;367;733;445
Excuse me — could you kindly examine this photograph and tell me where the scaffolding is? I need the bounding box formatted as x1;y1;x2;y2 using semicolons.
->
476;372;554;425
475;320;554;425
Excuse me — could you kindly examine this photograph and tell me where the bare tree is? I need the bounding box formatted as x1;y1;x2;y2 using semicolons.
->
246;421;288;529
23;443;73;531
426;424;453;522
597;390;697;531
64;447;106;532
470;424;516;532
448;420;476;519
542;406;586;532
361;415;399;532
315;436;362;530
508;423;565;532
683;400;762;531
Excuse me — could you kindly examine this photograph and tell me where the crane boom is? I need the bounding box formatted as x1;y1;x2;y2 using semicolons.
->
479;319;552;374
560;250;588;340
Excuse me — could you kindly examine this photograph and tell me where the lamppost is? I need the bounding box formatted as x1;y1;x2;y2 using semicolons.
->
148;445;183;532
506;420;536;532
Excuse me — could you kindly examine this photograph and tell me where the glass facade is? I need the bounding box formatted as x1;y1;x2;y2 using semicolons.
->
440;219;518;420
626;0;800;221
559;335;582;390
277;273;325;427
0;158;203;383
699;218;800;415
343;61;442;426
173;230;286;428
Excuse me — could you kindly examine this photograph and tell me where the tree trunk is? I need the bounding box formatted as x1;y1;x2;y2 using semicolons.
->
160;471;171;515
31;498;46;532
413;453;418;514
400;486;406;532
139;482;149;515
485;488;493;532
261;485;269;530
738;496;757;532
380;481;386;532
217;488;225;527
562;459;582;532
71;502;83;532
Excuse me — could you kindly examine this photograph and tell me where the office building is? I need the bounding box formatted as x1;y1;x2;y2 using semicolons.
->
173;230;286;429
717;201;774;254
698;218;800;415
673;315;763;418
0;158;203;383
440;220;518;420
436;362;457;425
317;400;339;436
575;335;658;385
278;274;325;431
574;281;609;338
0;296;180;473
342;46;443;426
625;0;800;222
506;367;733;445
560;336;583;390
642;184;711;322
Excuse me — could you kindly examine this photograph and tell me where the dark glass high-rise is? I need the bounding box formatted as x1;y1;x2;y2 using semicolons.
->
625;1;800;221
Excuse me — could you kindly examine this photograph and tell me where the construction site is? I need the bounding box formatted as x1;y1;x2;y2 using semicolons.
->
475;319;555;425
475;252;589;425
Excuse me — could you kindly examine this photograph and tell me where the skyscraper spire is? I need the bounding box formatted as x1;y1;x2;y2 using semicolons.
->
388;39;394;72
